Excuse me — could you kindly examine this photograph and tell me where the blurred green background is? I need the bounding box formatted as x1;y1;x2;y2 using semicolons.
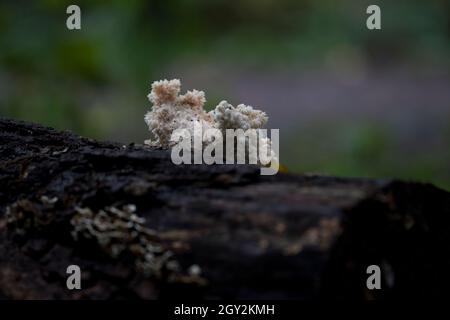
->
1;0;449;190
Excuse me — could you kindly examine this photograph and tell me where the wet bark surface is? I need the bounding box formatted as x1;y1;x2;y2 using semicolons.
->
1;118;449;300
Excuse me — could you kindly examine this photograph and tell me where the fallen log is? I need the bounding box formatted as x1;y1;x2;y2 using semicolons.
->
0;118;449;300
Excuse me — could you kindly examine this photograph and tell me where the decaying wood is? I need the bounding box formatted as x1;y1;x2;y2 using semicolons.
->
0;118;449;300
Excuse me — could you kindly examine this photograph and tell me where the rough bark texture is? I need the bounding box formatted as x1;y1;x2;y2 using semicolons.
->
0;118;449;300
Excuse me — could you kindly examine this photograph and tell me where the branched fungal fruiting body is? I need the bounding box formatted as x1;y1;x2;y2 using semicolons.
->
144;79;276;167
144;79;214;147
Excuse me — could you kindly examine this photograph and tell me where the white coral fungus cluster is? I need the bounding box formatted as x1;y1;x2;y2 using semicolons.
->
144;79;277;166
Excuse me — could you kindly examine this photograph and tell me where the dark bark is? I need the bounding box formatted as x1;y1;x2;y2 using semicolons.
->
0;117;449;300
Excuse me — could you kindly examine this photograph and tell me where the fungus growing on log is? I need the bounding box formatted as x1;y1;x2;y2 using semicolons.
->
144;79;277;169
144;79;268;146
1;118;450;299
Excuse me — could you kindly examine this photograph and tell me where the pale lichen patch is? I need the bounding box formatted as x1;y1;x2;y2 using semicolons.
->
70;204;206;284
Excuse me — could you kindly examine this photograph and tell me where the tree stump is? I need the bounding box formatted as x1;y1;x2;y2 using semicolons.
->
0;118;449;300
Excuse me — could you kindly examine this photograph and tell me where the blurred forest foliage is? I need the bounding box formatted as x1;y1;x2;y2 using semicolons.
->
1;0;449;189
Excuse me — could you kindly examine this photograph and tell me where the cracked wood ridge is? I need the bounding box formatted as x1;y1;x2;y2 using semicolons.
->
0;118;450;299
